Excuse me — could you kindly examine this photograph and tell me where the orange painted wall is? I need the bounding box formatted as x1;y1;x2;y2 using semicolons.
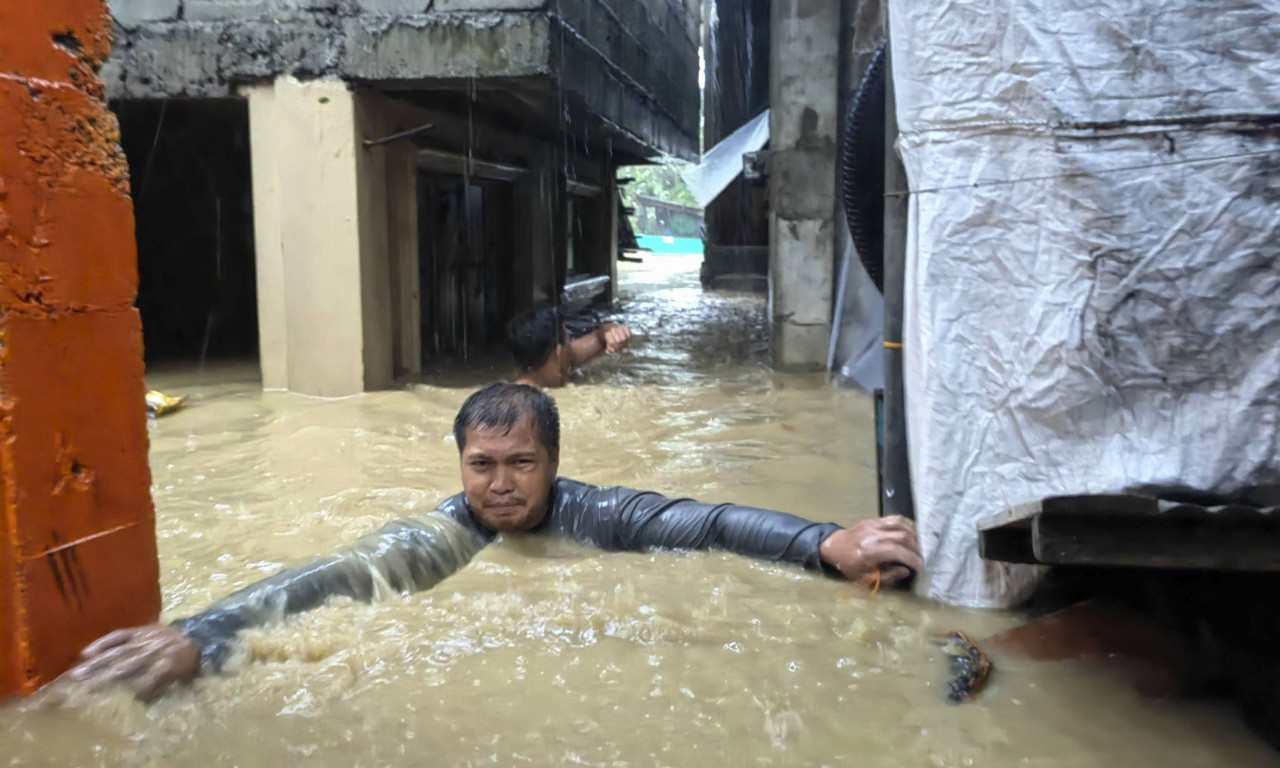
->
0;0;160;697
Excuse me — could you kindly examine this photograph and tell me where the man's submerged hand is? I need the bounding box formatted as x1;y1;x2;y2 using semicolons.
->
60;624;200;701
819;516;924;587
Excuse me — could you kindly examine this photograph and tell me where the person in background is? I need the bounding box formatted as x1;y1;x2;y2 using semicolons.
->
508;304;632;388
64;383;922;701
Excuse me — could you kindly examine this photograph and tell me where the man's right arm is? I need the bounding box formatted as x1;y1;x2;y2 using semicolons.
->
174;512;486;672
63;509;486;699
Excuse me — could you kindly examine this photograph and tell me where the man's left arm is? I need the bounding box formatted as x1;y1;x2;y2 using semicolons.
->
577;486;921;585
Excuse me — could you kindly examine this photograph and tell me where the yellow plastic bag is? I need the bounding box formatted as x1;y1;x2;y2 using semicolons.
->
145;390;186;417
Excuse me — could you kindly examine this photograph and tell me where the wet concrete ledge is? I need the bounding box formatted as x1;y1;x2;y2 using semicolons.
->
103;0;699;159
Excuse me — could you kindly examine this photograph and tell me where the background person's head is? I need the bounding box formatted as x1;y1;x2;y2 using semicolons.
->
507;304;571;387
453;383;561;531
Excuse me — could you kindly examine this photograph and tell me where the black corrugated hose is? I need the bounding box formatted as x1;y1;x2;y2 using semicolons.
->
839;39;888;293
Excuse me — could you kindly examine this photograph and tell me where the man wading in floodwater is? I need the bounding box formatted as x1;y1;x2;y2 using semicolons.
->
508;304;633;388
65;383;923;700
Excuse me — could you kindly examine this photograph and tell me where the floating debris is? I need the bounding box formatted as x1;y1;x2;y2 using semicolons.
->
145;390;186;417
939;630;992;703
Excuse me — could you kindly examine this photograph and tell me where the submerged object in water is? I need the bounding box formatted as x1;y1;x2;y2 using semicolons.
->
146;391;186;417
939;630;992;703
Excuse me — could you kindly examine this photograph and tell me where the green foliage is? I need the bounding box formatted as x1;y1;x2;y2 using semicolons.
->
620;163;699;209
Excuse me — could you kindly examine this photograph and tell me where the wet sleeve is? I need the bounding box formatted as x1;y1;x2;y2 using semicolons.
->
576;486;842;573
170;512;486;673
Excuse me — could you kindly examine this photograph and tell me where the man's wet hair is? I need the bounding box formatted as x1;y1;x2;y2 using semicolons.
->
507;304;565;371
453;382;560;454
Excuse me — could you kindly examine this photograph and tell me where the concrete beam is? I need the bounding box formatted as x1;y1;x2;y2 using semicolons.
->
343;13;552;81
111;0;182;25
434;0;544;10
103;12;347;98
185;1;275;21
352;0;433;13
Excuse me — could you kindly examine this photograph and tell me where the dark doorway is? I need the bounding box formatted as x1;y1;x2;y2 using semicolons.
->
112;99;257;364
418;173;515;362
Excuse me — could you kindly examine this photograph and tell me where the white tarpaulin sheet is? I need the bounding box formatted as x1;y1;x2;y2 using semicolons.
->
830;228;884;393
682;109;770;208
889;0;1280;608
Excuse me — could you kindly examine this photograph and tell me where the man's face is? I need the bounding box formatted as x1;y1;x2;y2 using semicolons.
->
460;419;559;532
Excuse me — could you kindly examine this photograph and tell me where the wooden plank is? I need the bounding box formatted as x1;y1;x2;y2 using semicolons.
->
978;525;1040;565
386;142;421;376
976;500;1044;531
1032;513;1280;571
1041;494;1159;518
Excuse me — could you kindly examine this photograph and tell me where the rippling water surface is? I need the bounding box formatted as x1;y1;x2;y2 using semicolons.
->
2;255;1273;767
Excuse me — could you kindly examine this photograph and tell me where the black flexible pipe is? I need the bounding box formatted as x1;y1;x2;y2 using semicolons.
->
839;39;888;293
879;38;916;522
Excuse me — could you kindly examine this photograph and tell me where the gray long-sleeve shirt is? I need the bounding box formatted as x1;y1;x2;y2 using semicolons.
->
173;478;842;672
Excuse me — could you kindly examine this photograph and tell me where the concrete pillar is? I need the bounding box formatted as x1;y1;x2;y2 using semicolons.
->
243;77;394;396
1;0;160;696
768;0;841;369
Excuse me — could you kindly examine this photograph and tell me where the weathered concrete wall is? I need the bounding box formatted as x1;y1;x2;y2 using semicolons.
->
0;0;160;696
103;0;699;159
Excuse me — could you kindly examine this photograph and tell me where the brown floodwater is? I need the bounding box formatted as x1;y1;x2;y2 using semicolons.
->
2;255;1274;767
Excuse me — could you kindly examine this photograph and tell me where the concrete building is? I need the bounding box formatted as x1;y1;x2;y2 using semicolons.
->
105;0;700;395
700;0;882;370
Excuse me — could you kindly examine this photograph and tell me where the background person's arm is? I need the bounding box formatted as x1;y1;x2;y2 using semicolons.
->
568;323;632;367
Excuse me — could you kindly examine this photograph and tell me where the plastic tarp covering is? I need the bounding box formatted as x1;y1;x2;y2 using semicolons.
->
889;0;1280;608
829;228;884;392
683;109;771;208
